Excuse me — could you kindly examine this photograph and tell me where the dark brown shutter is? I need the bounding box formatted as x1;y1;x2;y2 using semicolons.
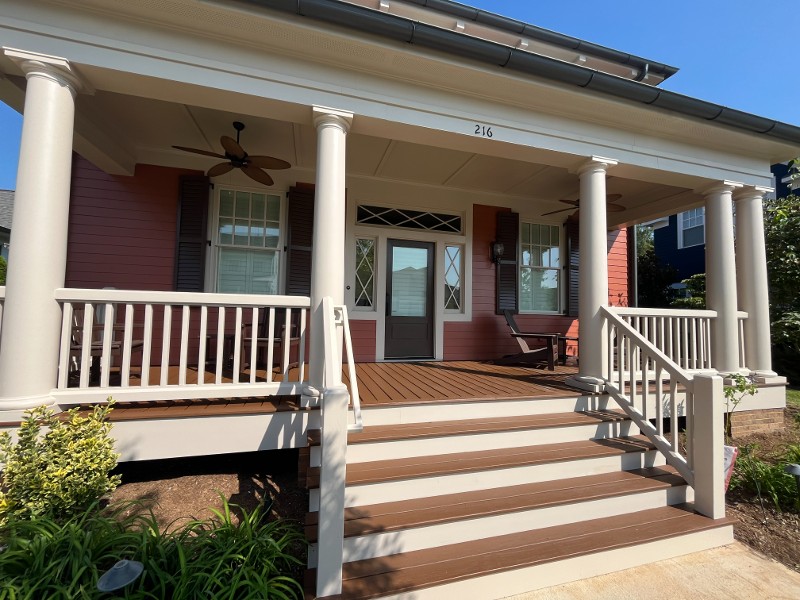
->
286;186;315;296
174;175;210;292
495;211;519;314
565;219;579;317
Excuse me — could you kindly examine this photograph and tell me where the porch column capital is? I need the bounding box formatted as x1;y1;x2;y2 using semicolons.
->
3;47;89;96
313;106;353;134
698;180;743;198
733;185;773;203
733;186;778;378
575;155;618;176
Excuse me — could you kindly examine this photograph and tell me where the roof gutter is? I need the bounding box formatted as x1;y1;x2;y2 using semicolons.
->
233;0;800;146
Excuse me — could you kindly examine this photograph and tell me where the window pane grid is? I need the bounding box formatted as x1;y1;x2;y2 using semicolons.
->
355;239;375;308
520;223;560;313
357;205;462;233
444;245;462;311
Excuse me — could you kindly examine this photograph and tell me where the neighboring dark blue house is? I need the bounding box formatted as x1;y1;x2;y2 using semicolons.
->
653;163;795;286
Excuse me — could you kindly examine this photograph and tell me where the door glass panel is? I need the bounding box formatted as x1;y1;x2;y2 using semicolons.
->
391;246;428;317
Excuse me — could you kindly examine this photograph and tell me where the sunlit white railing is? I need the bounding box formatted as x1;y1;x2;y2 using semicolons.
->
321;297;362;432
0;286;5;339
52;288;309;404
602;306;696;484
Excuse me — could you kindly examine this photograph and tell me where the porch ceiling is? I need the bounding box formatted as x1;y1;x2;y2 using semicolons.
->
60;90;697;226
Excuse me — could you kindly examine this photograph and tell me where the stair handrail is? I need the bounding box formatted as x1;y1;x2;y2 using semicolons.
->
320;296;363;433
335;304;363;433
600;306;695;486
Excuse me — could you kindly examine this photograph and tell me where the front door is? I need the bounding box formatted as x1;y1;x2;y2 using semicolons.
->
385;239;435;359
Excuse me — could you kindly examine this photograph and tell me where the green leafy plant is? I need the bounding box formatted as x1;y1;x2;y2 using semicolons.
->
0;255;6;285
723;373;758;444
0;497;305;599
0;401;120;524
670;273;706;309
729;444;799;512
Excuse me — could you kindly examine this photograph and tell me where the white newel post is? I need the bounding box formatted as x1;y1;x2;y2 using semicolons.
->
308;107;352;599
734;187;777;378
0;49;84;414
566;156;617;393
703;182;743;374
693;373;725;519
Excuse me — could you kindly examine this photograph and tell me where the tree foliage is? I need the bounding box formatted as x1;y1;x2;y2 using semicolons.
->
635;224;678;308
671;273;706;309
0;255;6;285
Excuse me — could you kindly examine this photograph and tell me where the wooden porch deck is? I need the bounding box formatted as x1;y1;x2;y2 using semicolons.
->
65;362;580;423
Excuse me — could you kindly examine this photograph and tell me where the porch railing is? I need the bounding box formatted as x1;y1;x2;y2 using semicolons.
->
601;305;725;518
52;288;309;404
321;297;362;432
612;307;748;372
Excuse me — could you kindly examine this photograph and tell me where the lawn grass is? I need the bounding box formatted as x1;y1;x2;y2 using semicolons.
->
787;387;800;408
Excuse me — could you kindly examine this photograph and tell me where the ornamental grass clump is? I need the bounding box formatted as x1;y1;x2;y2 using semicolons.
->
0;401;120;524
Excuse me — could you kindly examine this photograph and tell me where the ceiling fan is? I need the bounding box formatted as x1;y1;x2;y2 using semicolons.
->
541;194;625;217
172;121;290;186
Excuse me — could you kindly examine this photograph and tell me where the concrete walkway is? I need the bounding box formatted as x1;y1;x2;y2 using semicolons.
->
504;543;800;600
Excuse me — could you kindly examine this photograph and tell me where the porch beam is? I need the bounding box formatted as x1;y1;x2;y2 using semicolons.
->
734;186;777;378
703;181;743;374
0;49;85;415
567;155;617;393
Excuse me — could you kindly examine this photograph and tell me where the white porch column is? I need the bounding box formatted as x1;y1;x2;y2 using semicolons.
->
308;107;353;392
566;156;617;393
703;181;743;374
734;186;777;378
0;49;84;413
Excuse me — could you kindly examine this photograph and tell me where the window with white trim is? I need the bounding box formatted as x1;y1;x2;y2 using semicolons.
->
354;238;376;308
678;207;705;248
215;189;282;294
444;244;463;312
519;223;560;313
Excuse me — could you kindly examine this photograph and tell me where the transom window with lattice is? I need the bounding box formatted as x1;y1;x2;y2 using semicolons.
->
357;205;462;234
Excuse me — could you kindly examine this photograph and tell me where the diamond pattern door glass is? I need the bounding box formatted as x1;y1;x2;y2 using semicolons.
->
355;238;375;308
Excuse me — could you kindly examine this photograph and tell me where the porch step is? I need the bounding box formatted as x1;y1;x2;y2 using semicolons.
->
308;436;660;509
306;467;691;564
309;505;733;600
309;410;633;465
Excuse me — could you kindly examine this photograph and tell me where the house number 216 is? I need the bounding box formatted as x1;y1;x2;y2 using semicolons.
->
474;124;493;138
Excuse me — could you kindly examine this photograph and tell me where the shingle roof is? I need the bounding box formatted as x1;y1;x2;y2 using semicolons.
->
0;190;14;232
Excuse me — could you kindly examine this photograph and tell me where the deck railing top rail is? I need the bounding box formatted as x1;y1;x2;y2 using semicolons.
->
54;288;310;308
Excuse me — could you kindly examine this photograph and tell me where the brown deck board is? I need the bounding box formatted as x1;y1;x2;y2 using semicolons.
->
307;436;655;488
331;506;731;600
305;466;684;541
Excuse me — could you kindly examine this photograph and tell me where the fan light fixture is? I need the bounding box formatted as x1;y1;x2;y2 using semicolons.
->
173;121;290;186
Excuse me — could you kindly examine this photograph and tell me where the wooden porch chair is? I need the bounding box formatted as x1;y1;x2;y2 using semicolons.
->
239;307;302;373
70;303;144;382
497;310;559;371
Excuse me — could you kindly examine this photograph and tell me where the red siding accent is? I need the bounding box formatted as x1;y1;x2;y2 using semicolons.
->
608;228;629;307
66;156;203;290
349;319;377;362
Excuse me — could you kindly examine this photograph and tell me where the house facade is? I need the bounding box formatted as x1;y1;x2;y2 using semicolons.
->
0;1;798;598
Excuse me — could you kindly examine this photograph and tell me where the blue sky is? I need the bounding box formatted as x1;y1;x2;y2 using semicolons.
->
0;0;797;190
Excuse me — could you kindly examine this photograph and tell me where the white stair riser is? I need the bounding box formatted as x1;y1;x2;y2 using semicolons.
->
307;485;689;566
308;450;665;510
309;421;636;467
372;526;734;600
361;396;612;427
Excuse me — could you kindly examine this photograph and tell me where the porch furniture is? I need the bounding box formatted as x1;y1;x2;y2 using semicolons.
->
239;308;301;373
498;310;558;371
70;306;144;383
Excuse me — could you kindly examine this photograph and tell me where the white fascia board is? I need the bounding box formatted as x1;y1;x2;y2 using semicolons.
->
0;0;783;189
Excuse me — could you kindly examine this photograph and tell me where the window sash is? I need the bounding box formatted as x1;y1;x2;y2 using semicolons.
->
519;223;561;313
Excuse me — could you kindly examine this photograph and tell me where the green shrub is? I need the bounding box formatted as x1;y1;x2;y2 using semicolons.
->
0;255;6;285
0;498;305;599
729;444;799;512
0;402;120;524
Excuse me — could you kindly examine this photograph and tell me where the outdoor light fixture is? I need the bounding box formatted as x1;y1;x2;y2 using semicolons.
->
491;242;505;264
97;560;144;593
786;464;800;501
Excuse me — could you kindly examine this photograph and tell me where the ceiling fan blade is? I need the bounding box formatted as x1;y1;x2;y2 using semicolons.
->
241;165;274;186
247;155;291;170
557;199;580;206
220;136;246;160
207;162;235;177
607;203;626;212
606;194;622;202
172;145;226;159
541;207;577;216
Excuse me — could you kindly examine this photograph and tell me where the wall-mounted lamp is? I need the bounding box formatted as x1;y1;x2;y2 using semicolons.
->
491;241;505;264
